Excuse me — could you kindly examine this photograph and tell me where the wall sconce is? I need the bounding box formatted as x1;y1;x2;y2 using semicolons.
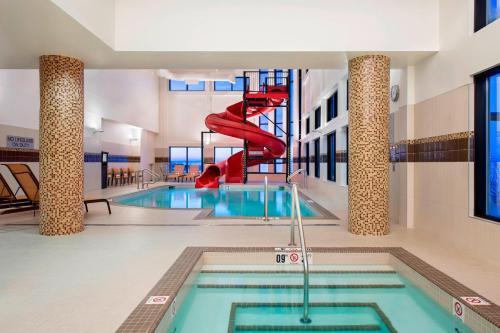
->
92;128;104;135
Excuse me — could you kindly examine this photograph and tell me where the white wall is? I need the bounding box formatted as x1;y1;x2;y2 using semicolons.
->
0;69;160;133
156;78;244;148
51;0;115;47
415;0;500;103
115;0;438;52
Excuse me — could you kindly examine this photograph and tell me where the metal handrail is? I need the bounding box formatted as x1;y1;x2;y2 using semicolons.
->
136;169;161;190
263;176;269;221
291;184;311;324
287;168;307;188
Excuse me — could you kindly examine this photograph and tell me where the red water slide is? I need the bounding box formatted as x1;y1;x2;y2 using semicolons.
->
195;95;286;188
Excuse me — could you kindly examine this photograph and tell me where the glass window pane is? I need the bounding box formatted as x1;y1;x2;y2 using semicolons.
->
170;147;186;171
232;147;243;154
259;70;268;87
233;77;245;91
275;126;285;137
169;80;187;91
487;73;500;217
260;163;269;173
315;107;321;129
487;0;500;24
214;81;232;91
187;147;202;171
215;147;232;162
187;81;205;91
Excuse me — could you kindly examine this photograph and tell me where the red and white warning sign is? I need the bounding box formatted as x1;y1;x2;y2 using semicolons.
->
461;296;490;306
146;296;169;305
274;247;313;265
452;298;465;322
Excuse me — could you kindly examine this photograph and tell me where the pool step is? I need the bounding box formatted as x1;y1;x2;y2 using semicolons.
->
234;324;381;331
197;272;403;287
199;283;405;289
230;303;396;333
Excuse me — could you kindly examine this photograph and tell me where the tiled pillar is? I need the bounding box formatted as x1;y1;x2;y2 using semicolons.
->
39;55;84;235
348;55;390;235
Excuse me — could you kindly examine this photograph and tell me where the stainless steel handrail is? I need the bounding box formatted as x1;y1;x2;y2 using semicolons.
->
291;184;311;324
287;168;307;188
136;169;161;190
263;176;269;221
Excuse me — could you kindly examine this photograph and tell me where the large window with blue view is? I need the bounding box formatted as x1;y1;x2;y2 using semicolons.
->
475;0;500;31
169;147;202;172
327;91;338;121
214;147;243;163
169;80;205;91
474;65;500;222
213;77;247;91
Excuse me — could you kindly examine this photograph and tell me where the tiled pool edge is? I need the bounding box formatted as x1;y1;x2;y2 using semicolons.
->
115;247;500;333
109;185;338;221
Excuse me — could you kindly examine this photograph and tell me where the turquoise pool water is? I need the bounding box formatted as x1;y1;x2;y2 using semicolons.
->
167;267;476;333
113;186;319;217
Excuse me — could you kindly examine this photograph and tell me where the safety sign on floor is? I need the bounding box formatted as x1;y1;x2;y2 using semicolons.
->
274;247;313;264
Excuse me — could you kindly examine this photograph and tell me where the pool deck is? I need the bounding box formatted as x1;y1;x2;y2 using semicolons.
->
0;182;500;332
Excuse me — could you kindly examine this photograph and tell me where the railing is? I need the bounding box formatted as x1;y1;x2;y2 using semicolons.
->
287;168;306;188
291;183;311;324
263;176;269;221
136;169;161;190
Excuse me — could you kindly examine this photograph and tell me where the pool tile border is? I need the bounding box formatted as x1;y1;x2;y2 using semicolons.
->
115;247;500;333
227;302;396;333
110;185;338;221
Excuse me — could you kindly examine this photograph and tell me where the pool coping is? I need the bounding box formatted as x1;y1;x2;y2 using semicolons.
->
109;184;338;221
115;247;500;333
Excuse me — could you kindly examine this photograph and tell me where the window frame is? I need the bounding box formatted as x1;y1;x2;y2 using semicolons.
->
327;131;336;182
314;138;320;178
327;91;338;121
169;80;206;92
475;0;500;31
168;146;202;172
474;64;500;223
305;142;310;175
213;77;247;92
214;147;243;163
314;106;321;129
305;117;310;134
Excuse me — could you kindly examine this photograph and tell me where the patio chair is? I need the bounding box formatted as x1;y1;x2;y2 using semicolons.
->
1;164;111;215
166;165;185;182
182;165;200;182
0;172;31;209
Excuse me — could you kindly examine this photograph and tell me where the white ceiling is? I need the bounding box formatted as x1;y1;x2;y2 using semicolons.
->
0;0;438;69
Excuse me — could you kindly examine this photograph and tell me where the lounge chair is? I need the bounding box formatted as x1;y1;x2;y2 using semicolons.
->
121;168;129;185
182;165;200;182
166;165;185;182
112;168;122;186
1;163;111;215
0;173;31;208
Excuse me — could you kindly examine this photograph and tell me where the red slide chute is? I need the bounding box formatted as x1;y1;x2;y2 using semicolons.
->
195;89;287;188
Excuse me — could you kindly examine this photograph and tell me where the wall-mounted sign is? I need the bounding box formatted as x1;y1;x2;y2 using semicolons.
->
452;298;465;322
274;247;313;265
6;135;34;149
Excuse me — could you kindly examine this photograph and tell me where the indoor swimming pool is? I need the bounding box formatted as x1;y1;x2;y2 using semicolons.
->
112;186;321;218
167;265;476;333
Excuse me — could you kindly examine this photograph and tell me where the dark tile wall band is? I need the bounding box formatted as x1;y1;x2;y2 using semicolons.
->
390;131;474;163
0;148;140;163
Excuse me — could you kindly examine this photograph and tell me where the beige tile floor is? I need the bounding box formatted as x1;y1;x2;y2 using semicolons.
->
0;182;499;333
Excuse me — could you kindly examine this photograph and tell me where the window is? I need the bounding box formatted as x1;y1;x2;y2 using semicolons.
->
327;132;336;181
305;117;310;134
169;147;202;172
314;139;320;178
327;91;338;121
475;65;500;222
214;147;243;163
314;107;321;129
169;80;205;91
214;77;247;91
346;80;349;111
475;0;500;31
305;142;310;175
274;108;284;137
259;115;269;172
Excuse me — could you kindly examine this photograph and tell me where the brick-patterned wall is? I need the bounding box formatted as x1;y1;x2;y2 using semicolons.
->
348;55;390;236
39;55;85;236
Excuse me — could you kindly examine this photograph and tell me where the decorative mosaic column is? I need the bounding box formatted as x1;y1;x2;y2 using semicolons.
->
39;55;84;235
348;55;390;236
